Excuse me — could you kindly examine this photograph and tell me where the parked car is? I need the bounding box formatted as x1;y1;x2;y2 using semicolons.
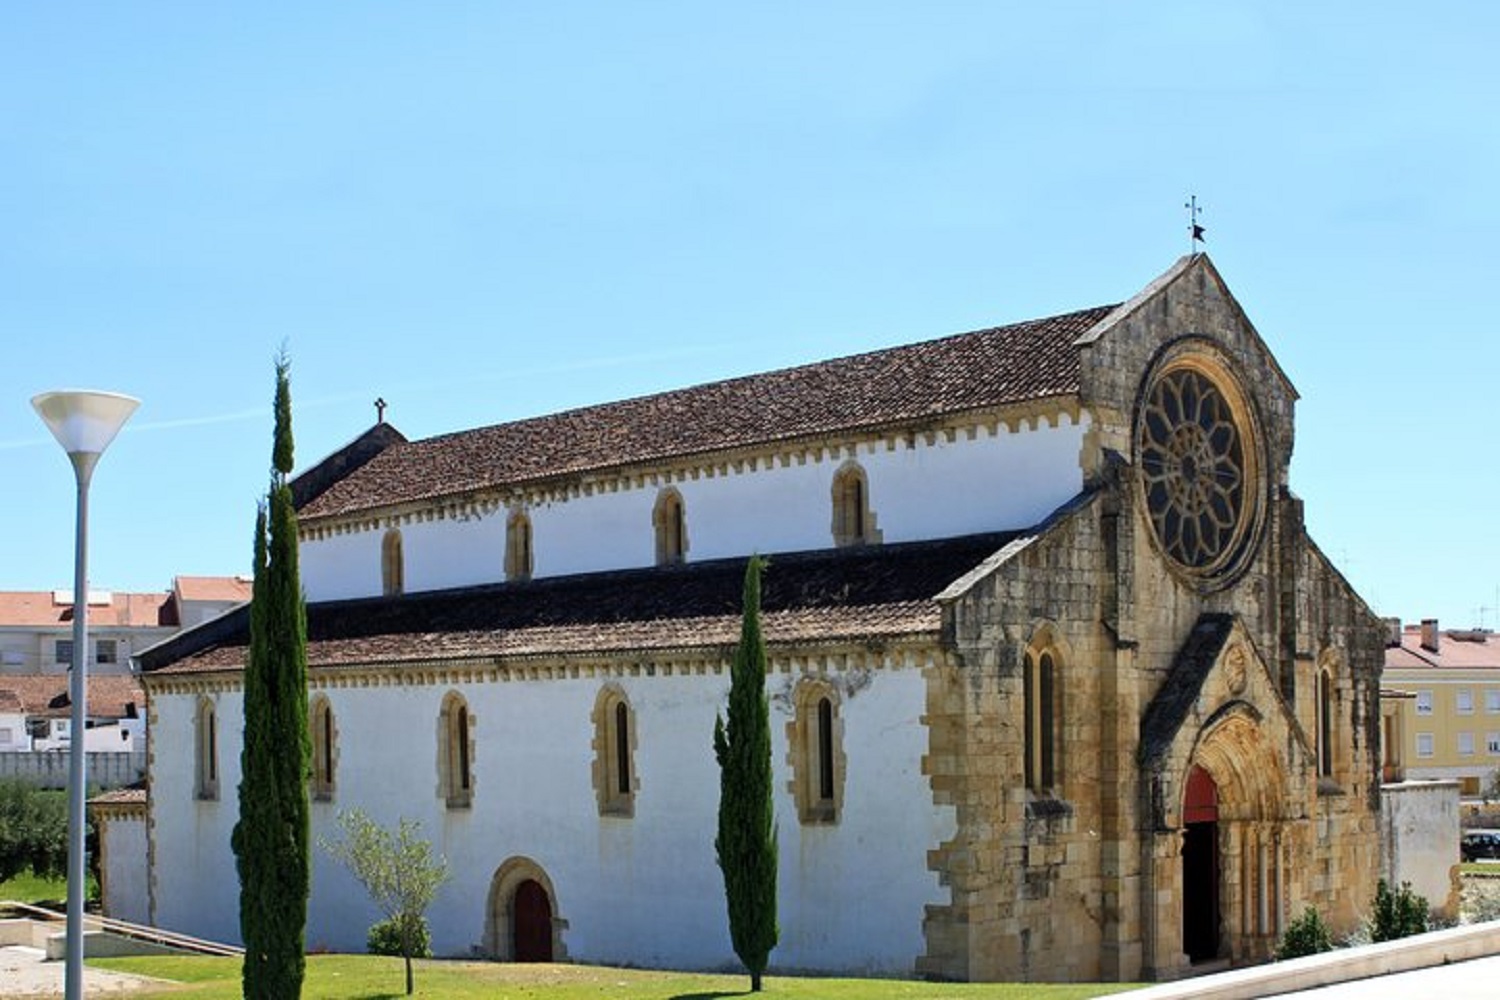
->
1461;830;1500;861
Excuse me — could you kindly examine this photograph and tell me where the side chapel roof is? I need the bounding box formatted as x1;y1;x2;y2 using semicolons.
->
141;531;1020;675
295;304;1118;520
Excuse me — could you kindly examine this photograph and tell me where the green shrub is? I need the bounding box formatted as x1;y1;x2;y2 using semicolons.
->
1277;906;1333;959
367;916;431;958
1370;879;1428;942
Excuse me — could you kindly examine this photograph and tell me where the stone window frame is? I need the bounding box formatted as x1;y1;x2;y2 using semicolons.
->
1458;731;1476;756
381;528;404;596
437;690;475;809
591;684;638;817
1415;690;1433;715
1316;668;1334;778
830;461;881;548
1487;732;1500;755
310;693;338;802
1022;625;1066;794
786;677;845;825
1487;689;1500;714
1457;688;1475;715
194;696;219;801
653;488;688;566
1415;732;1434;757
505;508;534;582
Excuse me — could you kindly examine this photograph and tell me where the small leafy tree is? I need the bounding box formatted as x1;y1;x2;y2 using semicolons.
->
368;917;431;959
0;780;68;882
713;556;778;992
320;810;449;996
1370;879;1428;942
1277;906;1333;959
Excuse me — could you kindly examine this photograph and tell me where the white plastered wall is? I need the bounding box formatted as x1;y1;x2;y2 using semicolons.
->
300;414;1089;602
152;663;953;974
99;813;150;926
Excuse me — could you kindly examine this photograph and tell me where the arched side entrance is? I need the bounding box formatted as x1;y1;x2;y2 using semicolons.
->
485;857;567;962
1181;765;1220;963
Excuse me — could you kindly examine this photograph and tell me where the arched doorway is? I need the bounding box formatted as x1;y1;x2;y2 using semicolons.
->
486;857;565;962
512;878;553;962
1182;764;1220;963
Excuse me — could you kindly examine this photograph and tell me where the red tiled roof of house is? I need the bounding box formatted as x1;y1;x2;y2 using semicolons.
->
0;591;174;629
1384;625;1500;670
297;305;1117;520
0;674;144;719
174;576;253;603
90;784;147;807
145;532;1017;675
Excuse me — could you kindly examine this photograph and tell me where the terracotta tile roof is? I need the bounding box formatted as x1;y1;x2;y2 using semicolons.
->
298;305;1116;520
0;689;22;713
0;674;144;719
174;576;253;603
89;783;146;807
144;532;1019;675
0;591;174;629
1385;626;1500;670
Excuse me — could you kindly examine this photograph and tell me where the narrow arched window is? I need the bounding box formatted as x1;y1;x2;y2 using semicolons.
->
439;692;474;808
831;463;878;547
505;510;534;582
1318;670;1334;777
382;529;404;596
311;695;336;801
653;489;687;566
792;681;842;824
594;686;637;816
1024;645;1060;792
817;697;835;802
195;698;218;800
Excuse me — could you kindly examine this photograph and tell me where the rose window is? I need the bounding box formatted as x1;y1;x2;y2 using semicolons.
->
1138;367;1249;571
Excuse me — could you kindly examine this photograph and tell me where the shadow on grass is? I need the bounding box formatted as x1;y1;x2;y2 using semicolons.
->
669;993;753;999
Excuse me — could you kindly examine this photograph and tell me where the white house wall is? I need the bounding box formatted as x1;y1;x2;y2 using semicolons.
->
153;664;953;975
300;414;1089;602
100;814;150;926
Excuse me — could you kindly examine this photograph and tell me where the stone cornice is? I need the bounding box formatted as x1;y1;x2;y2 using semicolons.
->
299;398;1087;541
142;638;951;696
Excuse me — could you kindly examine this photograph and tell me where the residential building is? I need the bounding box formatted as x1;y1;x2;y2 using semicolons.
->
1383;618;1500;796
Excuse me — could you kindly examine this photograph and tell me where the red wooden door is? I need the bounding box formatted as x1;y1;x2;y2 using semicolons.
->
512;879;553;962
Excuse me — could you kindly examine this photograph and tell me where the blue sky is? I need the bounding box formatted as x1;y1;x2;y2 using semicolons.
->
2;3;1496;628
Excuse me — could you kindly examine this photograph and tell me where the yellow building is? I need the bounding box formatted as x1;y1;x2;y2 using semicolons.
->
1385;619;1500;796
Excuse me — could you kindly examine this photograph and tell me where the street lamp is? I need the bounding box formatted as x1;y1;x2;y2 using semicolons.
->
31;390;138;1000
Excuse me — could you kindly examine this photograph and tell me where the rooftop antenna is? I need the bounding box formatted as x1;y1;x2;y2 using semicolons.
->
374;397;388;424
1185;195;1206;255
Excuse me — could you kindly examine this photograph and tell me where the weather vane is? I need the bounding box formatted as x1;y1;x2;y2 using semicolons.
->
1185;195;1206;254
374;397;388;424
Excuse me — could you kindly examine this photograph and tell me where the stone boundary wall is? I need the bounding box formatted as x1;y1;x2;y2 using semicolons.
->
0;751;146;790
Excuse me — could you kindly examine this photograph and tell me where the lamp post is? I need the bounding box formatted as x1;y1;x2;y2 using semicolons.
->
32;390;138;1000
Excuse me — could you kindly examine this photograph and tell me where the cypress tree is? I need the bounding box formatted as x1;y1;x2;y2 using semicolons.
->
713;556;778;992
232;355;311;999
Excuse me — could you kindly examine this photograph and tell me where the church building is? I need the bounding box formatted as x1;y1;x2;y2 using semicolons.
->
137;254;1384;983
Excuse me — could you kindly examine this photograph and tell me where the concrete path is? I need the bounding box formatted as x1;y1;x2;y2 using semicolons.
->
0;946;158;998
1274;951;1500;997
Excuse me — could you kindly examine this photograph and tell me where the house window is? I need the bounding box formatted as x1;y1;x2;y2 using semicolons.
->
830;462;879;548
653;488;687;566
1487;690;1500;713
1317;669;1335;777
96;639;118;665
592;686;637;817
505;510;534;582
381;529;404;596
1415;690;1433;715
787;679;844;824
438;692;473;808
1416;732;1434;758
1458;732;1476;756
310;695;336;802
1024;643;1061;792
1487;733;1500;755
1458;689;1475;715
195;698;219;800
55;639;73;664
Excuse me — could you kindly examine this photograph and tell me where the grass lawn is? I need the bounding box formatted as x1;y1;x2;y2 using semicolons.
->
0;869;70;905
90;955;1139;999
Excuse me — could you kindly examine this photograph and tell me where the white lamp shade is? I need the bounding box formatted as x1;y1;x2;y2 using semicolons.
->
31;390;140;456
